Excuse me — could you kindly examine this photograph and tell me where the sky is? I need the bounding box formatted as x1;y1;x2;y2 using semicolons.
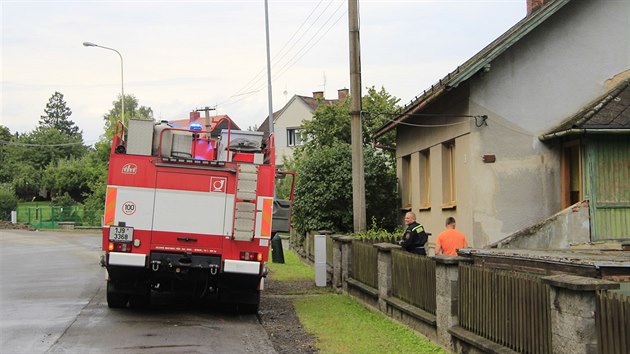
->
1;1;526;146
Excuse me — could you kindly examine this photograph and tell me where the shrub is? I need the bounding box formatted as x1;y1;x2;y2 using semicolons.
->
0;185;18;221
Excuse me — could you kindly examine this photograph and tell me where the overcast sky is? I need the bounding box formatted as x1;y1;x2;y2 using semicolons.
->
2;1;525;145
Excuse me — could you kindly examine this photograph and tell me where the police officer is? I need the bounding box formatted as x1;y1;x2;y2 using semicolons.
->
398;211;428;255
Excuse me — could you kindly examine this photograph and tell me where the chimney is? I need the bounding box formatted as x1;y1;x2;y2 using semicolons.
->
527;0;548;15
189;111;201;122
313;91;324;99
338;88;349;101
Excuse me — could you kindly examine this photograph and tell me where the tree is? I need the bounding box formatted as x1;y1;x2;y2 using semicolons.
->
39;92;80;137
6;127;87;170
11;164;41;200
103;94;153;139
0;125;15;183
291;87;401;234
362;86;400;152
42;157;93;202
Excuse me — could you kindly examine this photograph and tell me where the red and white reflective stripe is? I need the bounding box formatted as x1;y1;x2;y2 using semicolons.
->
256;196;273;238
104;187;117;226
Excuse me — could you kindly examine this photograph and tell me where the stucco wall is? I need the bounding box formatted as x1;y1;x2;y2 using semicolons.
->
394;0;629;248
396;94;474;248
470;0;630;135
273;97;314;164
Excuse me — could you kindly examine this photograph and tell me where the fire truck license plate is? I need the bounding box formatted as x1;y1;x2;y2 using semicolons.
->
109;226;134;242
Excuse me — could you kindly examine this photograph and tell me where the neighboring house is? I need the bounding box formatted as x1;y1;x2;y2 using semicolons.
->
259;89;348;165
372;0;630;249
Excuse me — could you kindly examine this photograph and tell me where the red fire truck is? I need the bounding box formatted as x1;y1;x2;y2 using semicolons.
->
101;116;290;313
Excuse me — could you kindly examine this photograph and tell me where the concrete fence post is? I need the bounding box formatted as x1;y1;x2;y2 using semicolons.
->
374;243;398;312
542;274;620;354
330;235;343;291
338;236;354;293
433;256;469;351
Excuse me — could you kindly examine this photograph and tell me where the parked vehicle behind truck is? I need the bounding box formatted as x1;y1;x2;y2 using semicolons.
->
101;116;290;313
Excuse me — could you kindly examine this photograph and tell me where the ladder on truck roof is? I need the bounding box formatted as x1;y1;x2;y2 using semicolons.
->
234;163;258;241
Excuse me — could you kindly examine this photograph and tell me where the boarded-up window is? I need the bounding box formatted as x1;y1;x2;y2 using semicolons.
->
419;149;431;209
401;155;412;208
442;141;456;208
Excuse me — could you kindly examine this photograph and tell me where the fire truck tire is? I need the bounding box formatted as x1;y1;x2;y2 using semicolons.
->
106;281;129;309
129;294;151;309
238;302;259;314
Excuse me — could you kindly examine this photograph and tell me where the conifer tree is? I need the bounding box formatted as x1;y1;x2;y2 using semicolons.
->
40;91;80;137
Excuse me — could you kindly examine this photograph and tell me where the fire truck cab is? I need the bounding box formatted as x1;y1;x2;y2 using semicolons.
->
102;117;281;313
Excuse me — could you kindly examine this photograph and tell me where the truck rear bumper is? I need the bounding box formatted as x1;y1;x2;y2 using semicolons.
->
223;260;261;275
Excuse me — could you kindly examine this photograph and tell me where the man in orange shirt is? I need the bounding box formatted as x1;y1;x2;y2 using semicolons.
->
435;217;468;256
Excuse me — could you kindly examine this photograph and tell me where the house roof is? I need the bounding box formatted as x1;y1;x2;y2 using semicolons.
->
373;0;572;139
540;79;630;140
257;94;339;137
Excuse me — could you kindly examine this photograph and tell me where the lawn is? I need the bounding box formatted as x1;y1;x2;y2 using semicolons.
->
270;247;446;354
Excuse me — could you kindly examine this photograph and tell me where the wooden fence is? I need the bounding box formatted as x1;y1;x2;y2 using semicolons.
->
351;240;378;289
597;290;630;354
458;264;552;354
391;249;436;315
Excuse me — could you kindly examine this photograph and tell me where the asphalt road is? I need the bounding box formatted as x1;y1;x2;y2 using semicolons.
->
0;229;275;354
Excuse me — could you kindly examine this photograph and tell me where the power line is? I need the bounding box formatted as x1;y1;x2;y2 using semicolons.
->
0;140;88;147
218;0;347;109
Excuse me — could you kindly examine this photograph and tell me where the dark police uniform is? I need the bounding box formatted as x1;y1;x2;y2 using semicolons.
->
400;221;428;255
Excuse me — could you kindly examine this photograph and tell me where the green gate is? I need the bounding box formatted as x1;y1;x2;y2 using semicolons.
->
587;136;630;241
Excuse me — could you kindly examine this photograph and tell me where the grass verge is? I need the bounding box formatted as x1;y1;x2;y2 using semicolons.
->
268;248;446;353
266;246;315;282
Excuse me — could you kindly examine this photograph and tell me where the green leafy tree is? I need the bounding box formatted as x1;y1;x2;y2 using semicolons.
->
301;99;351;148
362;86;400;153
103;94;153;139
292;87;401;234
0;126;15;183
0;184;18;220
42;157;93;202
11;164;41;200
39;91;80;137
293;142;353;233
6;127;87;170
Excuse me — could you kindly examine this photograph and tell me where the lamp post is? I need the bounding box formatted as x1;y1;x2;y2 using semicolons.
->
83;42;125;124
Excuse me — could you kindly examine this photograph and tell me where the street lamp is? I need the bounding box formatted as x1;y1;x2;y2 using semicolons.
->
83;41;125;125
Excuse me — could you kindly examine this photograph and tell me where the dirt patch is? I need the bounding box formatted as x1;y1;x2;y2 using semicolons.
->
0;221;34;231
259;278;320;354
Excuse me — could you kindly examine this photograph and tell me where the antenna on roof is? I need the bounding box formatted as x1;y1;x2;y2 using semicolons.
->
320;72;327;96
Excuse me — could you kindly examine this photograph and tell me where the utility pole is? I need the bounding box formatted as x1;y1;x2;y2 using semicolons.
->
349;0;366;232
195;106;216;133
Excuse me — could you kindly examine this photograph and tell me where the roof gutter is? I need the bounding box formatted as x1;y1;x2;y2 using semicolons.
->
539;128;630;141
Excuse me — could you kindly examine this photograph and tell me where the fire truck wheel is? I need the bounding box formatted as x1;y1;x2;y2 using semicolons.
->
129;294;151;309
238;302;259;315
106;281;128;309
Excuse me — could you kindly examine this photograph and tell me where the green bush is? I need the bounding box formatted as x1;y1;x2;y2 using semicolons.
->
0;185;18;221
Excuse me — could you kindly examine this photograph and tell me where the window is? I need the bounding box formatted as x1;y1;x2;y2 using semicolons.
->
561;140;582;208
442;141;456;208
419;149;431;209
287;128;305;147
401;155;412;209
